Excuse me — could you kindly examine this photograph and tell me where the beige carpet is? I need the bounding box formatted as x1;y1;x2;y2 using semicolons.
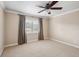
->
1;40;79;57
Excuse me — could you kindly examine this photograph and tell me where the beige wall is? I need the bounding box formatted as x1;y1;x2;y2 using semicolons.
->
0;3;5;56
49;10;79;46
5;12;19;46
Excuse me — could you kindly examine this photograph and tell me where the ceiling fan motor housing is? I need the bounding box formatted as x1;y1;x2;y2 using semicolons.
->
48;11;51;14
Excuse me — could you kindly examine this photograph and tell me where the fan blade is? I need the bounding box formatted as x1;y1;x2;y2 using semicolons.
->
49;1;58;7
38;9;46;13
38;6;45;8
50;7;62;10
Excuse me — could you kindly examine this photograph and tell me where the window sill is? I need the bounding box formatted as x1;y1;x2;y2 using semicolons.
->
25;31;38;34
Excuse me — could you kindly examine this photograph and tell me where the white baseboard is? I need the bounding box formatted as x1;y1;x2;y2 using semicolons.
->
51;38;79;48
4;43;18;48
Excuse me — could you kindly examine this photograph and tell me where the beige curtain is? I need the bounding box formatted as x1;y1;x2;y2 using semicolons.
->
18;15;27;45
38;18;44;40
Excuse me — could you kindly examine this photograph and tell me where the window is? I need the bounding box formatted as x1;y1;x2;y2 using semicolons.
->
25;19;39;33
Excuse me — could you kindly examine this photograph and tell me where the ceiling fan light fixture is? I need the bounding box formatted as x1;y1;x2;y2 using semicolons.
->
47;9;51;14
48;11;51;14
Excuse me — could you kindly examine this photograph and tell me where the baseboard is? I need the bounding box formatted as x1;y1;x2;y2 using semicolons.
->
4;43;18;48
51;38;79;48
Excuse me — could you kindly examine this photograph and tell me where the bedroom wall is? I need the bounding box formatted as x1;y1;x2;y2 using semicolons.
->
49;10;79;46
4;12;19;46
0;2;5;56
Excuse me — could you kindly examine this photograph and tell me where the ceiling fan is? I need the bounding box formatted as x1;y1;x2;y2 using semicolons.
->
38;1;62;14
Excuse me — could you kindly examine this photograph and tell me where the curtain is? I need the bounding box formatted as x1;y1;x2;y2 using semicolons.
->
18;15;27;45
38;18;44;40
